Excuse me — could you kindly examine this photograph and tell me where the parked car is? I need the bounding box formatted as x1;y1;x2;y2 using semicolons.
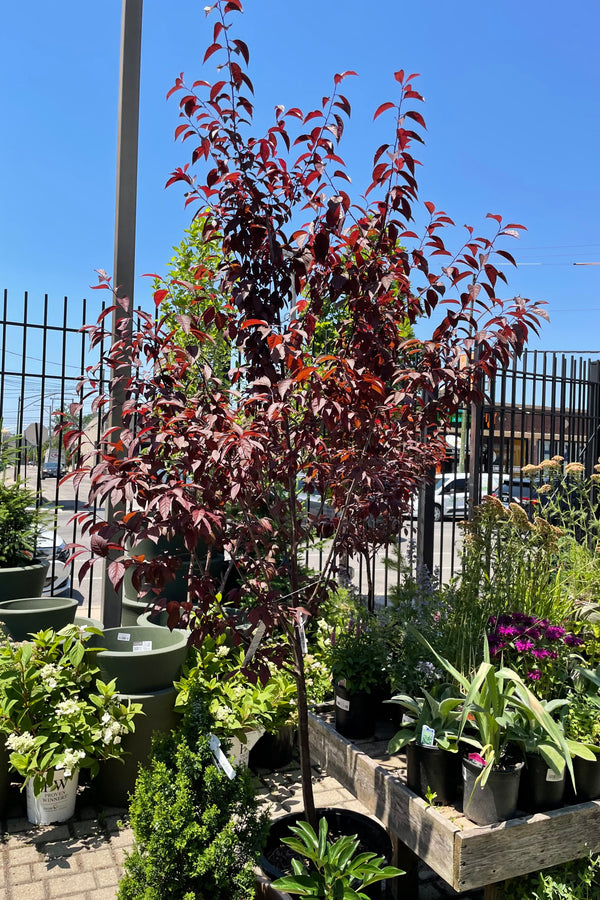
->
30;523;71;597
41;460;67;479
490;478;537;514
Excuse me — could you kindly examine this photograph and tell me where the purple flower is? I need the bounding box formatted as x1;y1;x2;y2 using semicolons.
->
514;639;534;653
498;625;519;637
531;648;551;660
527;627;542;641
527;669;541;681
498;614;514;626
513;612;536;626
544;626;565;641
564;634;584;647
487;615;497;628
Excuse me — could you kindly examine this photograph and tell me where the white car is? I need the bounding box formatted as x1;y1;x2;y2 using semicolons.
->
35;529;71;597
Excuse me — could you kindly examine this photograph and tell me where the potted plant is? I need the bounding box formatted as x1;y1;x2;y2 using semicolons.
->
410;627;577;824
564;669;600;802
268;816;403;899
64;2;544;885
330;619;389;740
0;625;140;824
0;475;48;603
117;684;269;900
386;685;464;804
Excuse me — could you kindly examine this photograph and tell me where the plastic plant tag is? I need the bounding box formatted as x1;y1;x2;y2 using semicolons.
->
546;767;564;782
335;694;350;711
242;620;267;668
209;734;236;780
117;632;131;642
132;641;152;653
420;725;436;747
297;613;308;655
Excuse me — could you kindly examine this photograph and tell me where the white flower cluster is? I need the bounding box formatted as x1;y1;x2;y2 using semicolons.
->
6;731;36;754
55;698;81;718
38;663;62;690
60;748;86;777
100;711;125;745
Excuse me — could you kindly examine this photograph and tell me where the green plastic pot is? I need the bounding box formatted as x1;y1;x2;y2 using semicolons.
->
96;686;180;806
88;625;189;693
0;560;48;603
0;596;78;641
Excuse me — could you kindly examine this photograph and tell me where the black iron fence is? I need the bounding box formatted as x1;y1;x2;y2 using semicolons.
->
2;289;600;614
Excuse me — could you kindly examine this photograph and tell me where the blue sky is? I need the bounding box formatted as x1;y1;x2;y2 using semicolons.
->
1;0;599;354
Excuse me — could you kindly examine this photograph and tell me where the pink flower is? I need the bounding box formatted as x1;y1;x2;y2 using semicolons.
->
531;648;551;659
514;639;534;652
545;626;566;641
468;753;487;767
564;634;584;647
527;669;541;681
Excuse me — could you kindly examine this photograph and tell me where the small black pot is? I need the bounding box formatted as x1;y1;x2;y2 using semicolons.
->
406;742;461;805
261;807;393;899
462;756;524;826
249;725;296;771
518;752;566;813
572;752;600;802
334;683;377;740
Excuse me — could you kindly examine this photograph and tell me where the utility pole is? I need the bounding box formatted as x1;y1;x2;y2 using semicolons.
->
102;0;143;627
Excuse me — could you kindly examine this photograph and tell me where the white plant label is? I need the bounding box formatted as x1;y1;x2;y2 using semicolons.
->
209;734;236;780
335;695;350;712
117;632;131;642
132;641;153;653
242;620;267;668
420;725;436;747
546;767;564;782
297;614;308;655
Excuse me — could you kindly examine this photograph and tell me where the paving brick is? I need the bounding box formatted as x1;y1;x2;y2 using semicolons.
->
47;870;97;897
4;843;42;865
78;849;115;871
9;881;47;900
87;888;119;900
93;866;120;888
32;859;78;879
7;862;32;884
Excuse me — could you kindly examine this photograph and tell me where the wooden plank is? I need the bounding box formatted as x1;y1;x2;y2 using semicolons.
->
455;802;600;890
308;712;459;887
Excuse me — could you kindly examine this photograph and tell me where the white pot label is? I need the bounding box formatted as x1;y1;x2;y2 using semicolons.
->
335;695;350;711
242;620;267;667
546;767;564;782
132;641;152;653
420;725;436;747
117;632;131;641
209;734;236;780
297;614;308;656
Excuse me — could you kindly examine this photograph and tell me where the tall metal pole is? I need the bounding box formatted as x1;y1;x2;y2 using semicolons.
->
102;0;143;627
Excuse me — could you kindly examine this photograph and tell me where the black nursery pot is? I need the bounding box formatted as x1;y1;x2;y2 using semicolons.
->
518;752;565;813
334;682;377;740
249;725;295;771
261;807;393;899
572;752;600;802
406;742;461;805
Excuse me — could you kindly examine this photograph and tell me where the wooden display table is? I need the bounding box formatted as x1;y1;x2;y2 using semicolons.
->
308;711;600;899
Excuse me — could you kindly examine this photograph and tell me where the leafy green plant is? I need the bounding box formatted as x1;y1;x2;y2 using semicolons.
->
0;626;140;794
330;621;388;694
498;853;600;900
175;630;297;742
387;685;464;754
445;497;569;673
509;696;595;773
0;480;42;568
409;627;578;788
118;685;269;900
270;816;404;899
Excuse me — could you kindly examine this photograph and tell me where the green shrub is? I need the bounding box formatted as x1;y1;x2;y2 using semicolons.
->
118;690;269;900
498;854;600;899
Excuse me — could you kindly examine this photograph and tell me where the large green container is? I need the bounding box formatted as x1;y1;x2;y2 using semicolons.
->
0;561;48;603
96;686;180;806
0;596;78;641
88;626;189;694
